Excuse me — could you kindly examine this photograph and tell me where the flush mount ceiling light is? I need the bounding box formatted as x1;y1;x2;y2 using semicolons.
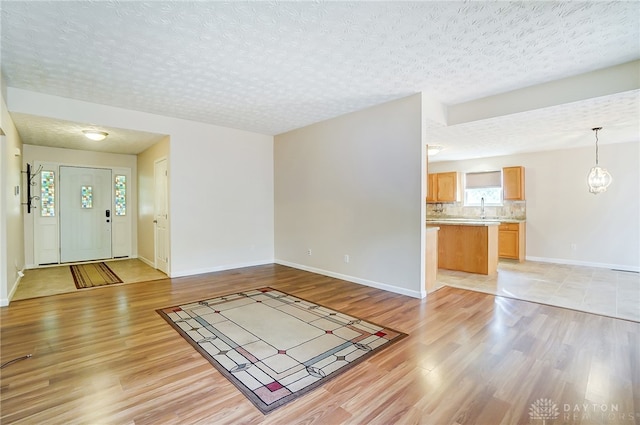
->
427;145;444;156
82;129;108;141
587;127;612;194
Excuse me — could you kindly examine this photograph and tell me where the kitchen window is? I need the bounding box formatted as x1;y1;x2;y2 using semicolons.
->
464;171;502;206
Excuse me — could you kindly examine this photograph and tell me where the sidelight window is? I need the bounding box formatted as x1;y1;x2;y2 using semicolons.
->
115;175;126;216
40;171;55;216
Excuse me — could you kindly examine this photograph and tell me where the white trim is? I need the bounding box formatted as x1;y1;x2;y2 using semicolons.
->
111;167;133;258
25;255;140;270
526;256;640;273
31;162;133;266
137;255;155;268
169;259;274;278
153;157;169;274
1;269;23;306
275;259;423;299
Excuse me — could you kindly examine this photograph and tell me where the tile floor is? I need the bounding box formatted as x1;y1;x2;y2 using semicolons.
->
12;258;167;301
437;260;640;322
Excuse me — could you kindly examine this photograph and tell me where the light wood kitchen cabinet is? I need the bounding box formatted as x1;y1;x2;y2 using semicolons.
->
426;173;438;202
503;166;525;200
498;222;526;261
427;172;458;203
425;227;440;293
437;223;498;275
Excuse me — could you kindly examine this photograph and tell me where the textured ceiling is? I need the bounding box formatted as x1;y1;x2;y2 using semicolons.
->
427;90;640;161
9;113;168;155
1;1;639;159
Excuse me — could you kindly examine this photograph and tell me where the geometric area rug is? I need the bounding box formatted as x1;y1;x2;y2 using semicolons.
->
70;262;123;289
156;287;408;414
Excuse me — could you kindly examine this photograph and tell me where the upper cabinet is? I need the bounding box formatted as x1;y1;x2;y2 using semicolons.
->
427;173;438;202
437;172;458;202
427;171;458;203
503;166;525;200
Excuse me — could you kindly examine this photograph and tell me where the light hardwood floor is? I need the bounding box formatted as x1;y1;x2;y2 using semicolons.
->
1;264;638;424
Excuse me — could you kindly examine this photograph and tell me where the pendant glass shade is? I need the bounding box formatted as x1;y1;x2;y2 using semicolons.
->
586;127;611;194
587;165;612;194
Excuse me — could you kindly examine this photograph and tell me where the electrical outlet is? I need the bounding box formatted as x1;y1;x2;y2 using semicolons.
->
570;243;577;251
344;254;350;263
307;249;312;256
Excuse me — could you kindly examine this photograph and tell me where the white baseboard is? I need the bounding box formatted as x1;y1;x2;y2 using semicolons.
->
1;270;24;307
137;256;155;268
526;256;640;273
170;259;275;278
27;256;144;269
275;259;423;299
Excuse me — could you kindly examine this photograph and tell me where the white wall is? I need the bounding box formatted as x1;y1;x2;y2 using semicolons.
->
169;124;274;276
429;141;640;271
0;78;25;306
274;94;424;297
8;88;274;278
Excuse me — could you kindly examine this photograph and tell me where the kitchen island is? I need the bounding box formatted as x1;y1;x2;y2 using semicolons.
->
427;219;500;275
425;226;441;293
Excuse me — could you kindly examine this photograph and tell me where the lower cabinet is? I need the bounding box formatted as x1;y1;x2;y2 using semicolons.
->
425;227;440;293
498;222;525;261
438;224;498;275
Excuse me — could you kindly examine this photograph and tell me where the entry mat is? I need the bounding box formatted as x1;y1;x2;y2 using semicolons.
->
157;287;407;414
70;262;123;289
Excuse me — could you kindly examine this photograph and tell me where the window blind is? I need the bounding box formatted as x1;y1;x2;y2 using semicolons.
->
465;171;502;189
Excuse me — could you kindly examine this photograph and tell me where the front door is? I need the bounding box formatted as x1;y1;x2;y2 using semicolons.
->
59;166;112;263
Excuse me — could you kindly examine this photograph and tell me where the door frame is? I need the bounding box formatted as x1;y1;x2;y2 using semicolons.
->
153;157;170;274
31;161;133;267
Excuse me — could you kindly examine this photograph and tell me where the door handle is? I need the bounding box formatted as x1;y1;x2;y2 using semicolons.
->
153;220;158;223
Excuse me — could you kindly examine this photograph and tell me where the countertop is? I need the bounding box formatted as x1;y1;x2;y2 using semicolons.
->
427;219;500;227
427;217;525;224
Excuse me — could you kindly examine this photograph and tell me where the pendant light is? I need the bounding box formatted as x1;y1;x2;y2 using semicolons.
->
586;127;612;194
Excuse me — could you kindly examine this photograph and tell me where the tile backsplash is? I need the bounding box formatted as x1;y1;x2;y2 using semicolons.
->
427;200;526;220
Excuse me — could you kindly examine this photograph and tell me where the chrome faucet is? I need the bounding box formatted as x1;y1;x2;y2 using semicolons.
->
480;197;485;219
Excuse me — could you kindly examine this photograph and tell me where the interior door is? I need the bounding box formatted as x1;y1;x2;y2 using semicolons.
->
154;159;169;274
60;166;112;263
